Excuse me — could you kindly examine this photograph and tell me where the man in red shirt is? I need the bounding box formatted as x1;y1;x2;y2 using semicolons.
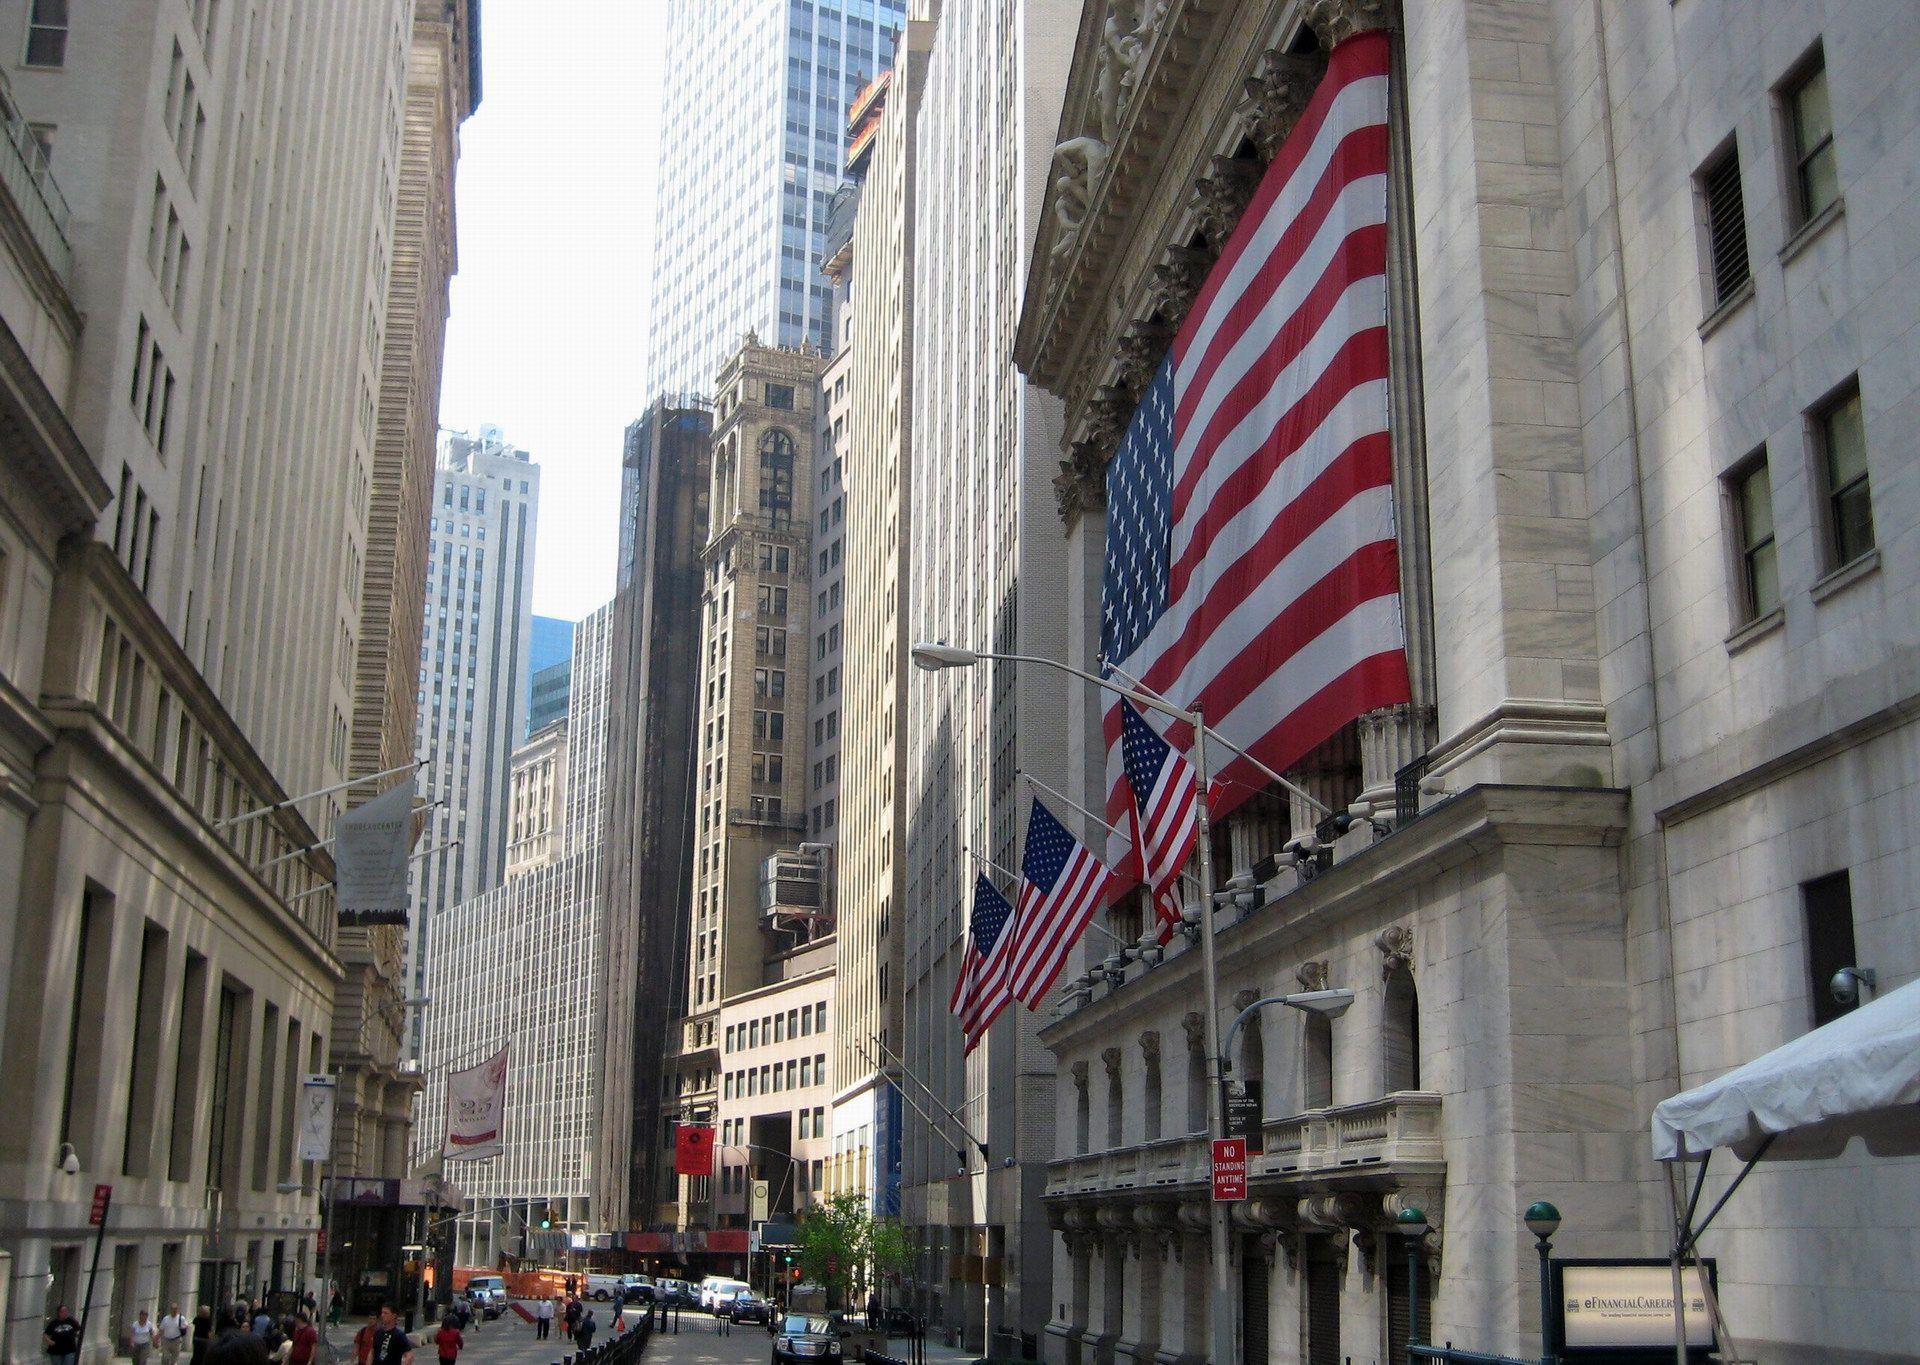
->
287;1315;319;1365
432;1317;463;1365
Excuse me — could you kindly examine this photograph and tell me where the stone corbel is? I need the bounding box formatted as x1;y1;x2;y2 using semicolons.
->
1240;50;1327;162
1111;317;1175;398
1181;1010;1206;1053
1298;0;1400;49
1072;1059;1091;1095
1150;245;1212;330
1139;1029;1161;1063
1175;1201;1210;1232
1102;1045;1124;1082
1062;1228;1098;1258
1375;923;1414;978
1295;959;1329;992
1192;155;1264;251
1228;1197;1290;1231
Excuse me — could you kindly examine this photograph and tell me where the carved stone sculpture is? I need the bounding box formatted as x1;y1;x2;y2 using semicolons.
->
1299;0;1399;49
1375;923;1414;977
1050;135;1112;263
1295;959;1329;992
1192;155;1263;250
1111;317;1174;398
1242;50;1328;161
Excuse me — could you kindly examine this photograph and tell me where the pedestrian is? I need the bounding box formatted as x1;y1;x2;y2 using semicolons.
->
287;1314;318;1365
190;1308;214;1365
43;1304;80;1365
352;1313;379;1365
563;1297;581;1339
368;1307;413;1365
431;1314;462;1365
535;1298;552;1341
329;1289;344;1329
204;1332;271;1365
132;1307;157;1365
160;1302;190;1365
573;1308;595;1352
252;1308;273;1340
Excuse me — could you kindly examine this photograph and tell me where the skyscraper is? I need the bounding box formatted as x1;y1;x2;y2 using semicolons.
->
418;604;614;1258
645;0;908;397
408;426;539;1055
527;615;575;736
595;403;713;1231
901;0;1076;1349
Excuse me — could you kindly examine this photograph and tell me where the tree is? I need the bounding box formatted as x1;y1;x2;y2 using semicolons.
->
794;1194;918;1313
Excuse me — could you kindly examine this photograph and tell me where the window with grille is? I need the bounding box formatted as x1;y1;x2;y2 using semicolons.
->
1700;146;1750;306
1784;50;1838;225
1814;382;1872;568
1726;452;1779;621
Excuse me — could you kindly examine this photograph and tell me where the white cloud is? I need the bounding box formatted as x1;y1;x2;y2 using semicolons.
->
438;0;669;620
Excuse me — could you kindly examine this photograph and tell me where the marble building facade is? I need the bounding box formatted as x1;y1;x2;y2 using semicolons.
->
1011;1;1920;1362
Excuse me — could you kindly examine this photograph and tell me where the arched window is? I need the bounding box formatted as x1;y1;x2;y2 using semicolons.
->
1383;964;1421;1092
1186;1024;1208;1133
759;429;796;527
1142;1035;1163;1142
1303;1013;1333;1109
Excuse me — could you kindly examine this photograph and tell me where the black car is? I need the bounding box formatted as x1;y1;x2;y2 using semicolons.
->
728;1293;769;1325
771;1313;848;1365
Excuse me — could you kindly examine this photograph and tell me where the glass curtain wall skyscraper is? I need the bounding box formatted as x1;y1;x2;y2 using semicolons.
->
647;0;907;398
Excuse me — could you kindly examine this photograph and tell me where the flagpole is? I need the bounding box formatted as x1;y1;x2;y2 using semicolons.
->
1101;660;1332;816
1190;702;1238;1365
962;847;1129;949
1014;771;1204;895
856;1034;988;1163
254;798;442;871
216;756;427;830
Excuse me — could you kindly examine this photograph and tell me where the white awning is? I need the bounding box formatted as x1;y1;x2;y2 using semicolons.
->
1652;976;1920;1162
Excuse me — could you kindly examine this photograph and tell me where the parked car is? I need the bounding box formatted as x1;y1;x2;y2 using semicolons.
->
710;1284;752;1316
701;1277;751;1312
728;1292;769;1325
771;1313;848;1365
620;1275;655;1304
463;1276;507;1320
583;1273;623;1301
655;1279;694;1308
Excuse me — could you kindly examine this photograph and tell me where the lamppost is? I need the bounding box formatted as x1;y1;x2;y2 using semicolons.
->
910;643;1248;1365
1395;1206;1428;1359
1524;1202;1561;1365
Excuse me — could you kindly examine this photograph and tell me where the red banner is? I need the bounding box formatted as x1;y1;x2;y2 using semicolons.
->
674;1124;715;1176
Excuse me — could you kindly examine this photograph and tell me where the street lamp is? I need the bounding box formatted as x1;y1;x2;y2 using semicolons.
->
1524;1201;1562;1365
1396;1206;1428;1353
910;641;1246;1365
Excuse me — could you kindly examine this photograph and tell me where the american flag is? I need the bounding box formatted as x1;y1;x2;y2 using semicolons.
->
1010;799;1119;1007
948;873;1017;1052
1119;700;1199;943
1101;31;1410;863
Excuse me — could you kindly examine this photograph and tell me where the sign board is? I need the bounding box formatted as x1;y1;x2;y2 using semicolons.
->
298;1074;337;1162
750;1179;770;1224
315;1230;327;1255
334;779;416;926
674;1124;716;1176
442;1047;509;1161
89;1185;112;1226
1210;1138;1247;1202
757;1221;800;1249
1226;1083;1264;1156
1553;1258;1717;1357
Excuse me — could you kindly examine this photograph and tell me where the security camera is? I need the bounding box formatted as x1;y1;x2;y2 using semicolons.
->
1831;965;1877;1006
1283;834;1318;858
57;1142;80;1176
1331;800;1393;840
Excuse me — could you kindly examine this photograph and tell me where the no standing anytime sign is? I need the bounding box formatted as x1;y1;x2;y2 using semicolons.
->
1211;1138;1247;1202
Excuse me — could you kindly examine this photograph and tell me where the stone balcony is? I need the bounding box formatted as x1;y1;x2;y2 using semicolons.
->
1047;1091;1443;1202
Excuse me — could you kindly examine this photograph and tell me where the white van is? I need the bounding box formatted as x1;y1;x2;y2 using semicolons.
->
698;1276;750;1311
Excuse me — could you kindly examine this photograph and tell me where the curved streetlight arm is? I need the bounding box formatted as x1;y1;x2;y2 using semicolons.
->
1221;990;1357;1075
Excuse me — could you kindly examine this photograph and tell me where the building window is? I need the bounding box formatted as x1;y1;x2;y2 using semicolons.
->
25;0;67;66
766;383;795;410
1813;382;1872;568
1699;144;1750;308
1803;871;1858;1029
1782;49;1838;226
760;430;796;526
1726;453;1779;622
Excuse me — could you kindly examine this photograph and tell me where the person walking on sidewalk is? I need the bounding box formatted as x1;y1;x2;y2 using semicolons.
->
431;1315;462;1365
287;1314;318;1365
159;1304;190;1365
535;1299;552;1341
131;1307;157;1365
572;1309;595;1353
44;1305;81;1365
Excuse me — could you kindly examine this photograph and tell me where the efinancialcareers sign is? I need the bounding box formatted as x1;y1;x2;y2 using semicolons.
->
1553;1259;1716;1355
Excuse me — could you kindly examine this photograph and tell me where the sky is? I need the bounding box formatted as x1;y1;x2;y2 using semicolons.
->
438;0;669;622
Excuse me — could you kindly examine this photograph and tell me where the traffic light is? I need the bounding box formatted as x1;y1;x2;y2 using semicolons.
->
539;1203;554;1229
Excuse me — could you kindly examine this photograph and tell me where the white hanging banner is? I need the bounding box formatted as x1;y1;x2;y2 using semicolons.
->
335;779;416;926
443;1046;509;1161
298;1073;337;1162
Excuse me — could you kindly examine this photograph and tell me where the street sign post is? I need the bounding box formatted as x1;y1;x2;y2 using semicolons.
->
1210;1138;1247;1202
80;1185;112;1346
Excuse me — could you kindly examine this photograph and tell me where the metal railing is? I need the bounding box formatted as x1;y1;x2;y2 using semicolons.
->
0;82;70;278
552;1307;652;1365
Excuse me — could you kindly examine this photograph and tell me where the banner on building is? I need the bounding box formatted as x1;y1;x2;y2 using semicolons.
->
298;1073;337;1161
335;779;417;926
443;1046;509;1161
674;1123;715;1177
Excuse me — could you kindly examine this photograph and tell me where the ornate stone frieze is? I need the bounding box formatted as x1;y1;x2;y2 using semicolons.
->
1050;136;1113;267
1375;922;1414;977
1192;154;1264;250
1240;50;1327;161
1298;0;1399;49
1111;317;1175;397
1295;959;1329;992
1094;1;1171;142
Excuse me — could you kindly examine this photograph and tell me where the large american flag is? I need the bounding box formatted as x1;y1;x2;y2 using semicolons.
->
949;873;1017;1052
1101;30;1410;862
1119;700;1199;943
1011;799;1119;1007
